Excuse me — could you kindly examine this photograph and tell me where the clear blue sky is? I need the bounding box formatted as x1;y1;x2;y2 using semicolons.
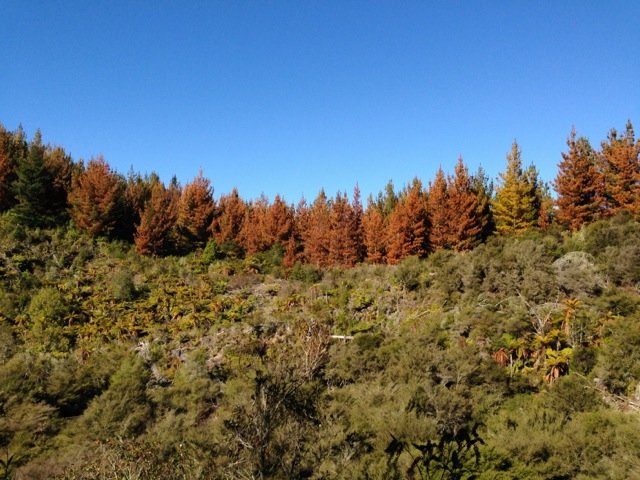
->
2;1;639;204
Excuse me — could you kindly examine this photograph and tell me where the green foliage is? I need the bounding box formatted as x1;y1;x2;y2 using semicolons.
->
78;354;152;439
2;215;640;478
109;269;137;301
393;255;426;292
9;137;56;228
596;311;640;395
289;263;323;283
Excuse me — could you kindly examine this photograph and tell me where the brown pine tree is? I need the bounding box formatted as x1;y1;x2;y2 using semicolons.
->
599;121;640;216
386;178;428;264
134;180;180;256
537;182;554;231
362;195;387;263
448;157;484;251
553;128;603;230
239;196;269;256
427;167;450;251
211;188;247;249
68;156;124;237
299;190;331;266
264;194;295;248
177;170;216;249
328;191;359;267
283;235;298;268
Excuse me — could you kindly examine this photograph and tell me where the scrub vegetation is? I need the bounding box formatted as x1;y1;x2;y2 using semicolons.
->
1;121;640;478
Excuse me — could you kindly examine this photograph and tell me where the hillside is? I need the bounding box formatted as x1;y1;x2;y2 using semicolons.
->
2;213;640;479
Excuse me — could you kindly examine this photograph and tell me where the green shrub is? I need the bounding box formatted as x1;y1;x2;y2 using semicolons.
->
289;263;323;283
109;269;137;301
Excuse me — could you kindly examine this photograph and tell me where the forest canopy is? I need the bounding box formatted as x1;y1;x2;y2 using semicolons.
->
1;120;639;265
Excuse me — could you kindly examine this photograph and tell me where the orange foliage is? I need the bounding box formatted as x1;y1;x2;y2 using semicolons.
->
68;156;124;237
448;158;485;251
299;190;331;267
362;197;386;263
177;170;216;247
386;178;428;264
427;167;449;251
599;121;640;217
134;180;180;255
211;188;247;246
328;191;360;267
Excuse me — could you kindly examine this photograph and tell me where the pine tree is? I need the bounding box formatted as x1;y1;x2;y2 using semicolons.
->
536;181;554;230
44;145;75;219
599;120;640;216
386;178;428;263
448;157;484;251
263;194;295;248
283;236;297;268
427;167;450;251
290;197;310;266
492;140;540;236
177;170;215;250
553;128;603;230
118;170;155;241
471;166;494;241
0;125;16;211
328;191;359;267
134;180;180;256
239;195;269;256
376;180;398;217
211;188;247;255
0;125;29;212
10;130;56;227
351;185;365;262
362;195;387;263
300;190;331;266
362;181;398;263
68;156;124;237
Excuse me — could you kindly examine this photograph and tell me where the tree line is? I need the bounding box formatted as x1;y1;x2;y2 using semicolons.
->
0;120;638;264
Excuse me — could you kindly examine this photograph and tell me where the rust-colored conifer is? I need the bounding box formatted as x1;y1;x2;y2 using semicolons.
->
386;178;428;263
68;156;124;237
239;196;269;256
448;157;484;251
553;128;603;230
427;167;450;251
362;196;387;263
177;170;216;248
599;121;640;216
264;194;295;248
134;180;180;256
299;190;331;266
211;188;247;247
328;191;359;267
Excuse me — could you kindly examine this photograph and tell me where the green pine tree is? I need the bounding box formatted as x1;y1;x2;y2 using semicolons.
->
492;140;540;236
9;130;55;227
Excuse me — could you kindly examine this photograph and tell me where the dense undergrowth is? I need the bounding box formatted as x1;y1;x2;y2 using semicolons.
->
2;213;640;479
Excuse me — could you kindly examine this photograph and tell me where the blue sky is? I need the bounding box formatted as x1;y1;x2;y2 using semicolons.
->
2;1;639;204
